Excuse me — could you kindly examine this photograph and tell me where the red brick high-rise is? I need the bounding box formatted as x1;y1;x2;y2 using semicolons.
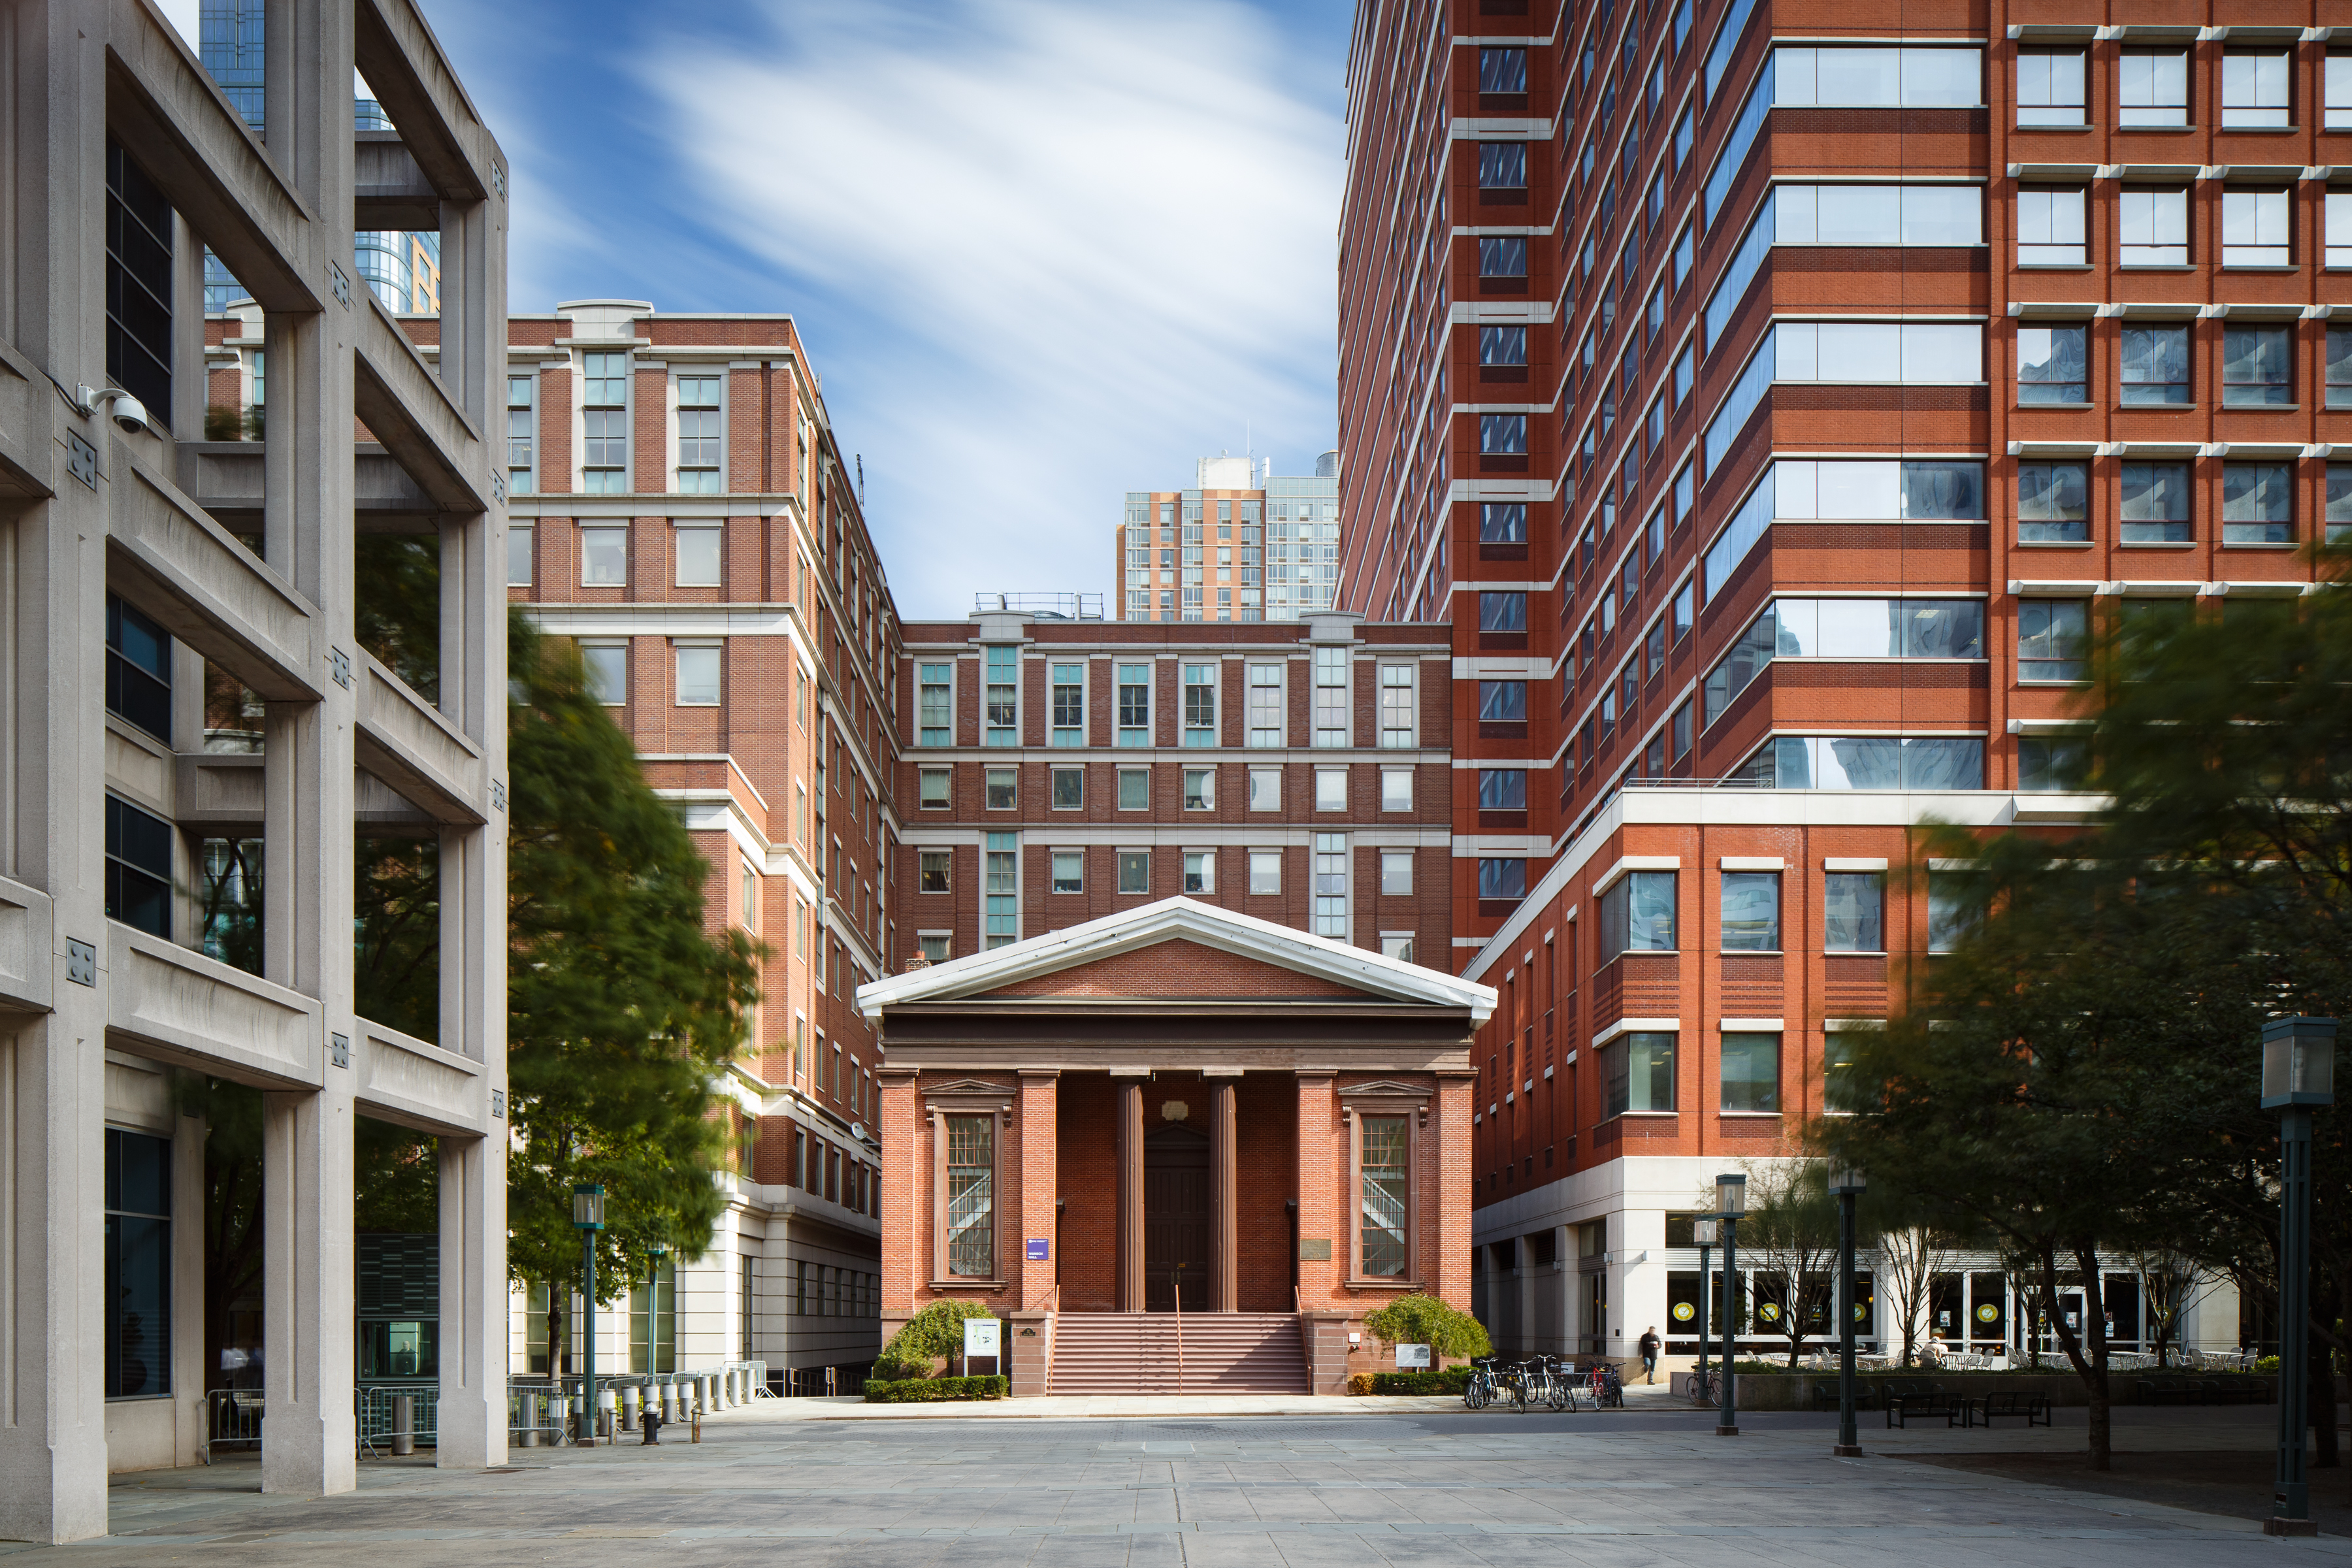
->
1340;1;2321;1358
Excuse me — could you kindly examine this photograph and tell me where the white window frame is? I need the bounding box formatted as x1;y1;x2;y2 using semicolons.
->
1379;849;1414;896
1182;849;1215;894
1248;765;1282;811
1314;767;1348;812
674;640;722;706
581;640;627;706
1377;662;1417;747
1248;849;1282;896
506;522;534;587
1049;849;1085;894
1245;661;1285;746
674;522;723;587
580;523;629;587
1380;768;1414;811
674;371;725;495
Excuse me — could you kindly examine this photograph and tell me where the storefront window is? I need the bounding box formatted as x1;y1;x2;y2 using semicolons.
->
105;1128;171;1399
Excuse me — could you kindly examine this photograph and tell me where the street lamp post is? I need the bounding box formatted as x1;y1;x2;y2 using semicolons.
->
1693;1217;1719;1388
1715;1173;1746;1437
573;1184;606;1445
1829;1161;1867;1458
2261;1016;2335;1538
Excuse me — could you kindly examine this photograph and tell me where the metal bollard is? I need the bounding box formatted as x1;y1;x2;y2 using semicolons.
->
598;1386;618;1442
620;1384;641;1432
519;1391;542;1447
391;1394;415;1456
640;1404;661;1445
661;1381;678;1424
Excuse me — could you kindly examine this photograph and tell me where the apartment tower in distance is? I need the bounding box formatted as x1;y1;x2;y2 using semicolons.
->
1339;0;2305;1362
1117;452;1343;621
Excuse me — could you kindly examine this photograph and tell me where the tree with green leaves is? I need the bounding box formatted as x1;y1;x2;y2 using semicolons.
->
1816;557;2352;1475
503;612;764;1370
1364;1292;1491;1362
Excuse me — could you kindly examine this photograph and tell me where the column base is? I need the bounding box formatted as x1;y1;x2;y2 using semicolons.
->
1715;1425;1740;1436
1832;1444;1863;1458
2262;1518;2318;1537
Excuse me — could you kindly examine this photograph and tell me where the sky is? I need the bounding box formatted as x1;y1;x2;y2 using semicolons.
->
157;0;1354;620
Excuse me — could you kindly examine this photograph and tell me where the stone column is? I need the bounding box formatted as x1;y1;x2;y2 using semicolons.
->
1554;1224;1575;1356
435;1131;506;1467
1208;1073;1238;1312
1432;1071;1475;1308
877;1070;921;1313
1517;1240;1537;1358
1115;1074;1145;1312
1017;1071;1058;1311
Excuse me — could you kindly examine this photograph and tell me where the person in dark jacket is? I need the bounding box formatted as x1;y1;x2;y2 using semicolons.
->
1639;1327;1661;1384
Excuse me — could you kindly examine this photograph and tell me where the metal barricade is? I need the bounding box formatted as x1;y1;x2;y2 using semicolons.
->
201;1389;265;1464
357;1383;439;1457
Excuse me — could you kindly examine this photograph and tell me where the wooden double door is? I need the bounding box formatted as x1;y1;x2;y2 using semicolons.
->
1143;1125;1209;1311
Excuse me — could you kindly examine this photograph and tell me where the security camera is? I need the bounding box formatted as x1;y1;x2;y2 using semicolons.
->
74;385;152;436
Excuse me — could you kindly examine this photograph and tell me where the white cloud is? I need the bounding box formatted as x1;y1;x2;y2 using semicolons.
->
642;0;1340;618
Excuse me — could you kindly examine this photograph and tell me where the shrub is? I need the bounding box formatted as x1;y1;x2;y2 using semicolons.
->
875;1299;997;1379
1362;1294;1491;1361
1369;1367;1473;1395
1347;1373;1374;1396
862;1375;1008;1404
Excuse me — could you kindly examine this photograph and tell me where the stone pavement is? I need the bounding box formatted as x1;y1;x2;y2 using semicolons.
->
5;1400;2336;1565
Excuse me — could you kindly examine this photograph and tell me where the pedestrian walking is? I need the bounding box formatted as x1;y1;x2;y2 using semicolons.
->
1638;1327;1661;1384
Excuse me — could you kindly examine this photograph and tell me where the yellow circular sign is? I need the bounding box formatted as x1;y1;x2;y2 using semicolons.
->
1759;1302;1782;1322
1854;1303;1869;1320
1673;1301;1695;1321
1976;1303;1999;1323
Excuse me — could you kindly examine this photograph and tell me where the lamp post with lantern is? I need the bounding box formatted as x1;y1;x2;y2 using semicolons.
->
2261;1016;2334;1537
573;1183;606;1445
1714;1173;1746;1436
1828;1160;1867;1458
1693;1217;1719;1389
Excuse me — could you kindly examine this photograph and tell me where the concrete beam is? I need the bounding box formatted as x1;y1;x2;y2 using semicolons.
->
0;349;56;498
174;753;265;836
353;297;489;514
353;650;487;825
192;444;441;528
354;131;440;231
0;874;56;1018
352;0;499;203
103;7;321;314
106;925;323;1089
353;1016;485;1137
105;458;322;701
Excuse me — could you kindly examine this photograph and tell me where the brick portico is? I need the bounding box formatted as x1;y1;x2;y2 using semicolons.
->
858;899;1495;1394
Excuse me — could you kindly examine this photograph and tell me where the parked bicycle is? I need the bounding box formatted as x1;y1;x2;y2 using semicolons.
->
1582;1360;1624;1409
1691;1364;1723;1407
1525;1354;1571;1411
1463;1357;1502;1409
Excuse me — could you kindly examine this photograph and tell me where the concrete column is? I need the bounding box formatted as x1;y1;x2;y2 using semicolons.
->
435;1132;506;1467
1016;1071;1058;1311
1208;1075;1238;1313
1554;1224;1574;1356
1517;1241;1537;1357
1292;1074;1335;1305
261;1085;355;1495
1115;1075;1144;1312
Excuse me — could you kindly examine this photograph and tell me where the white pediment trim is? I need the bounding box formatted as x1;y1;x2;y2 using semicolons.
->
855;896;1496;1024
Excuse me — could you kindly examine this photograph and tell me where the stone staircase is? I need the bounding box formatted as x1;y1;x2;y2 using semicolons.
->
1049;1312;1310;1395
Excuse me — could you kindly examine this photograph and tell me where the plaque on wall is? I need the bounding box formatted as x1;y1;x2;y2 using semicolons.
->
1298;1237;1332;1261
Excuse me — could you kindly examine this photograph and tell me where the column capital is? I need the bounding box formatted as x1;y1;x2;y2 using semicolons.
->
1016;1068;1061;1082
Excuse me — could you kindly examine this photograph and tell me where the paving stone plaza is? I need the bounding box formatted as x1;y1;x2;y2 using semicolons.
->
4;1402;2336;1566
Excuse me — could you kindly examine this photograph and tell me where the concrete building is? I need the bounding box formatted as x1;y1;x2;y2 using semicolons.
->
501;301;883;1391
1;0;512;1543
1116;454;1343;623
893;610;1454;968
1334;0;2291;1363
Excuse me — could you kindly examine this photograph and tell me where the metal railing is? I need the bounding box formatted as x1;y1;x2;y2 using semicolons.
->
357;1382;438;1456
200;1388;265;1464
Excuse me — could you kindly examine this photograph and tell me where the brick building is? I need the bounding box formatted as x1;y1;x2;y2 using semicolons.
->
859;898;1493;1394
1335;0;2301;1361
498;300;888;1389
1114;453;1343;622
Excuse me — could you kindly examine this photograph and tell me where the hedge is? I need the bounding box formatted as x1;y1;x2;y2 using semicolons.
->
862;1375;1009;1403
1352;1367;1473;1396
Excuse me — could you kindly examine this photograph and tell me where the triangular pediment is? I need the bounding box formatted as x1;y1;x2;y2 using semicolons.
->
855;897;1496;1022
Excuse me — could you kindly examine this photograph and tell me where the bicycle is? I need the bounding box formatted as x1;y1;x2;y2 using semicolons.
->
1584;1360;1624;1409
1462;1357;1501;1409
1536;1354;1571;1411
1691;1364;1723;1407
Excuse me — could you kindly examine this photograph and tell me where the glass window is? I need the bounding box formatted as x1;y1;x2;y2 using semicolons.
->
2119;50;2189;126
1313;832;1348;938
1754;735;1984;789
2332;328;2352;410
2119;461;2192;543
1479;502;1527;542
1050;663;1084;745
2017;600;2089;682
1312;647;1348;745
1720;871;1781;951
1479;46;1527;93
917;662;953;746
2222;52;2291;128
1378;666;1416;746
675;375;722;493
1117;662;1152;745
105;594;172;743
1248;766;1281;811
1478;593;1527;633
581;643;625;705
2017;463;2087;543
945;1116;995;1276
1117;850;1150;893
1604;1032;1676;1117
1672;700;1693;760
1478;142;1527;189
1182;768;1215;810
1245;662;1282;746
1047;850;1083;894
1178;851;1213;894
1379;850;1413;896
506;374;536;496
2119;188;2189;265
1360;1115;1409;1277
2329;463;2352;542
1249;850;1282;894
1117;768;1150;810
1477;680;1527;723
1720;1033;1780;1113
1823;872;1885;952
674;644;721;706
2016;50;2085;124
675;525;721;587
2221;462;2293;544
580;525;627;587
2018;735;2089;792
918;851;950;892
1051;766;1083;809
1380;769;1413;811
918;768;949;809
1480;414;1527;454
1477;858;1525;902
1478;326;1527;368
1598;870;1676;958
984;766;1016;809
2223;325;2292;407
105;1127;172;1398
2221;189;2291;267
983;645;1018;745
2120;324;2191;404
1927;872;1984;953
1477;769;1526;811
506;523;533;586
2017;324;2087;402
2017;188;2086;264
1478;236;1529;277
1181;663;1217;746
1313;768;1346;811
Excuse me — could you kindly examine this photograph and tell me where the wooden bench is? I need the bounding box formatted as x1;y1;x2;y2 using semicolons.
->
2137;1377;2197;1405
1884;1381;1961;1428
1812;1380;1880;1411
1964;1390;2051;1428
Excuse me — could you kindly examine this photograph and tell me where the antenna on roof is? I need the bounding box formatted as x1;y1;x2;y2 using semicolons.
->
856;454;865;506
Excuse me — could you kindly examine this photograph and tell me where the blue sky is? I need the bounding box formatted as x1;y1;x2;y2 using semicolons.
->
163;0;1353;619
